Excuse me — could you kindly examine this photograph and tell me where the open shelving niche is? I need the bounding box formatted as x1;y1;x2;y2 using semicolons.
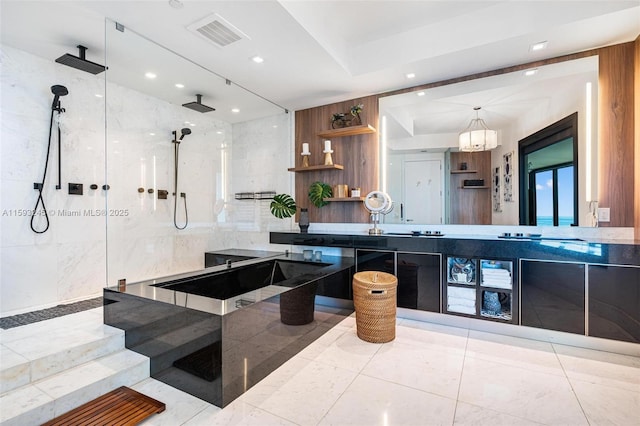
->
289;123;376;203
445;257;514;322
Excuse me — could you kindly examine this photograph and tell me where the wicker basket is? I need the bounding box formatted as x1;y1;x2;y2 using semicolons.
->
352;271;397;343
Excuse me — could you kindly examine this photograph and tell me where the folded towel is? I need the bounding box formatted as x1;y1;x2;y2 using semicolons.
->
447;296;475;308
447;304;475;315
482;269;511;277
447;287;475;299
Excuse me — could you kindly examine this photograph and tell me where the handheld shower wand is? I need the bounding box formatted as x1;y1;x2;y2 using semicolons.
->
172;128;191;229
31;85;68;234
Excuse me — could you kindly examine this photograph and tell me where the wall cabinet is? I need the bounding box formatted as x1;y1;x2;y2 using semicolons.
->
355;249;441;312
520;260;585;335
445;257;516;323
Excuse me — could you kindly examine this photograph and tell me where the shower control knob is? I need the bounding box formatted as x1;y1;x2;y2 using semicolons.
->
90;184;98;190
147;188;154;194
138;187;145;193
102;184;110;191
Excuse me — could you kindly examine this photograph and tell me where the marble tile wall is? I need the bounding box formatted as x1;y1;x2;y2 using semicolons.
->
0;45;294;315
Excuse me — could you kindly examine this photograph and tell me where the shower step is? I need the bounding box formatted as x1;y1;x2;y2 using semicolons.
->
0;349;149;426
0;308;124;394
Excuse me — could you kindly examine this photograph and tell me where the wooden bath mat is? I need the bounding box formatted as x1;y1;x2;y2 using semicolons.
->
41;386;165;426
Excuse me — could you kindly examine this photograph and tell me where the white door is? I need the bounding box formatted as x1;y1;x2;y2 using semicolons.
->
403;159;442;224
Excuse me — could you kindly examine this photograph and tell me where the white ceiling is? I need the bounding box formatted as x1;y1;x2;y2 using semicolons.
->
1;0;639;124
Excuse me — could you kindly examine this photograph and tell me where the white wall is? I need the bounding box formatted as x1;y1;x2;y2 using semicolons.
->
0;45;293;315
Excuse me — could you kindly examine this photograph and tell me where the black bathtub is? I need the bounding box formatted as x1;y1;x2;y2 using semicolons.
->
104;253;354;407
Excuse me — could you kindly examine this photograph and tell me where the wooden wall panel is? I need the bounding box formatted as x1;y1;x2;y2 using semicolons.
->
293;96;379;223
598;42;635;227
449;152;492;224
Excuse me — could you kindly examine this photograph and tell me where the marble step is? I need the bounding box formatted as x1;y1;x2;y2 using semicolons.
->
0;309;124;394
0;348;149;426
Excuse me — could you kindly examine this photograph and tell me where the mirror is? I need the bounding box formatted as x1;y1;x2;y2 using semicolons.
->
379;56;598;226
364;191;393;234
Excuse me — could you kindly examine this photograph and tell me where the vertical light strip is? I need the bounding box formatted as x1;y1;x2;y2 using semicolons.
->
381;115;387;192
585;82;593;202
221;143;227;201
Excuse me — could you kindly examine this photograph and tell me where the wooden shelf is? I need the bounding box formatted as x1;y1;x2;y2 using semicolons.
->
317;124;376;138
288;164;344;172
325;197;364;202
451;170;478;174
461;186;490;189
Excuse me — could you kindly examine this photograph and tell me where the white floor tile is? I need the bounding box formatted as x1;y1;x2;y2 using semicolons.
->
453;402;543;425
362;341;465;399
458;357;588;425
465;330;565;376
570;379;640;425
183;399;296;426
554;344;640;392
301;329;383;372
249;360;358;425
318;374;456;426
134;378;211;426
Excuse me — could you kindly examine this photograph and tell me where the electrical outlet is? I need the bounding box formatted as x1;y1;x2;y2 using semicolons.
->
597;207;610;222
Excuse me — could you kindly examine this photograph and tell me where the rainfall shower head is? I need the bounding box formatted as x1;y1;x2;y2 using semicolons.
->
51;85;68;109
182;94;215;113
179;128;192;140
55;45;106;75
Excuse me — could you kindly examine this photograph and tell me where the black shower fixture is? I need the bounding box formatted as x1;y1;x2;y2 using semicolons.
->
179;128;192;140
55;45;106;75
172;128;192;143
51;85;68;110
182;94;215;113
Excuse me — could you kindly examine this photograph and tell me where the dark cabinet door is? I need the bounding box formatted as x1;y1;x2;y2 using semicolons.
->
589;265;640;343
397;253;441;312
355;250;441;312
521;260;585;335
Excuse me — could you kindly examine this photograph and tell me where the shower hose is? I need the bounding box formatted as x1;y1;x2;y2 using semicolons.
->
30;108;60;233
173;141;188;230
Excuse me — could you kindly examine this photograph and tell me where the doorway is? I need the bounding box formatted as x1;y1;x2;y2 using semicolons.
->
519;113;578;226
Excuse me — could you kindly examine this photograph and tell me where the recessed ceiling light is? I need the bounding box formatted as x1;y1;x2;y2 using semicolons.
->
417;91;425;97
145;72;157;79
95;94;103;98
251;56;264;63
524;69;538;77
231;108;240;113
175;83;184;88
406;73;416;79
149;132;155;136
530;41;548;52
189;123;196;127
216;131;223;134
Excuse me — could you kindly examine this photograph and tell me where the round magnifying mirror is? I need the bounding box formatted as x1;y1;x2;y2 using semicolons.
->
364;191;392;213
363;191;393;234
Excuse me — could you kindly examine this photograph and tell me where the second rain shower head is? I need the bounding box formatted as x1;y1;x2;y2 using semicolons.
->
182;94;215;113
55;45;106;75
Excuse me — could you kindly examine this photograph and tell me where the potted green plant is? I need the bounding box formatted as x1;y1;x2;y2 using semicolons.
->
350;103;363;125
331;113;346;129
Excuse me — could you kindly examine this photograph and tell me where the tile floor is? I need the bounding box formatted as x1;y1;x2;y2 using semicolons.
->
128;314;640;426
3;306;638;425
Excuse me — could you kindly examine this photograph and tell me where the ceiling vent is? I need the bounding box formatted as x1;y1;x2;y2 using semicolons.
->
187;13;250;48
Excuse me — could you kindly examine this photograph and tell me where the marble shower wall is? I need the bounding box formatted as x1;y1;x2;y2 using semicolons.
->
0;45;293;315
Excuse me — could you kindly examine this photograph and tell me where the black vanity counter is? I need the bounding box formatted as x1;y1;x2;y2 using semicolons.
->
270;232;640;266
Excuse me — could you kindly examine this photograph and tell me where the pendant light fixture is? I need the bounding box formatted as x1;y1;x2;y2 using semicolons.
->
458;106;497;151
